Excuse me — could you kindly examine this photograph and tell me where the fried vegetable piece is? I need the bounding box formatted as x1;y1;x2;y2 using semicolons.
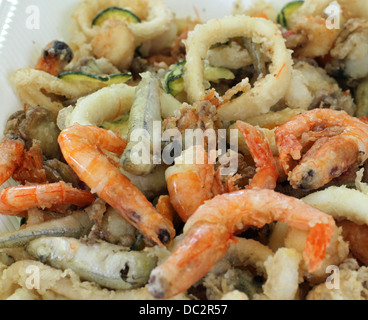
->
92;7;141;26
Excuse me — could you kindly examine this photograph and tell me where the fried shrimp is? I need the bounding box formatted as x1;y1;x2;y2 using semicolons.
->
166;122;277;222
275;109;368;190
0;135;24;186
236;121;278;190
0;182;95;217
148;189;335;299
165;146;220;223
58;124;175;246
34;41;74;76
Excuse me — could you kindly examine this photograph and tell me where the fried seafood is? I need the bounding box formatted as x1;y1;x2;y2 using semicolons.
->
121;166;168;200
284;0;366;58
4;107;63;184
57;83;135;129
0;182;95;217
70;0;173;62
43;159;82;188
58;124;175;246
34;41;74;76
3;0;368;302
288;0;368;23
0;259;189;300
57;82;169;200
121;72;162;176
7;106;62;160
260;248;302;300
162;96;221;137
202;237;274;299
306;259;368;300
26;237;157;290
165;146;219;223
91;18;136;71
284;225;349;281
236;121;278;190
284;60;356;115
206;40;253;70
338;220;368;266
226;237;274;277
0;211;92;249
183;15;292;122
148;189;336;299
95;205;138;247
204;267;262;300
166;121;277;222
11;68;116;114
326;18;368;81
243;108;307;130
275;109;368;190
0;135;24;186
302;185;368;226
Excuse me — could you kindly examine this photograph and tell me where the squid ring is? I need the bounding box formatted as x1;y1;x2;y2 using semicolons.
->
11;68;111;114
183;15;292;122
57;83;136;129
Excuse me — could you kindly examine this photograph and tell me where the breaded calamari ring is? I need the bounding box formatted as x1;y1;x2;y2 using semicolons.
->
183;15;292;122
302;185;368;226
57;83;136;129
11;68;112;114
259;248;302;300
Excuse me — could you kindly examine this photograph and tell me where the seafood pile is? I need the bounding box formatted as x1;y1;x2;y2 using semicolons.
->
1;0;368;300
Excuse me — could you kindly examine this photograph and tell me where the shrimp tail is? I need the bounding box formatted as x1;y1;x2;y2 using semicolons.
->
148;189;336;299
0;135;25;186
304;222;335;273
58;124;175;246
236;121;278;189
149;223;231;298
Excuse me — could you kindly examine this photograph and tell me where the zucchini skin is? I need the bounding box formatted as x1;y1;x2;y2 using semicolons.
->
164;60;235;97
164;61;186;97
92;7;141;26
58;71;132;85
276;1;304;28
